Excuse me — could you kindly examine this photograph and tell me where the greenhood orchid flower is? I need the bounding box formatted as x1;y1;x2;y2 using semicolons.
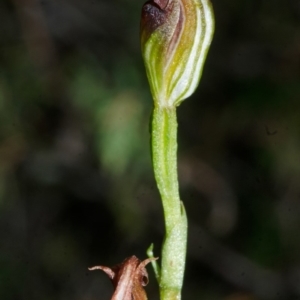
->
141;0;214;107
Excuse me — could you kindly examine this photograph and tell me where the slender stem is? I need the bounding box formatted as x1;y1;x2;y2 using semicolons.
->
151;105;187;300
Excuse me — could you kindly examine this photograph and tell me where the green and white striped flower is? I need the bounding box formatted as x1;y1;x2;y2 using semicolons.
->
141;0;214;107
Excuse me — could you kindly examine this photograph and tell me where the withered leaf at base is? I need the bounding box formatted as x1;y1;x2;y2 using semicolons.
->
89;255;158;300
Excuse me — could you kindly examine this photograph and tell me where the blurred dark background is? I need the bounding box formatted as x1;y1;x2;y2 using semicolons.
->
0;0;300;299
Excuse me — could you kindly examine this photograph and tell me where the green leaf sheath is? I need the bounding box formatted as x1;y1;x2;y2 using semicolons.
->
152;106;187;300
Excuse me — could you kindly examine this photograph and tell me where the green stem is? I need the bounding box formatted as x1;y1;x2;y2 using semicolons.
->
151;105;187;300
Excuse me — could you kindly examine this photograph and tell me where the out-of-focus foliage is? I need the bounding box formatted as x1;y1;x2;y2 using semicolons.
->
0;0;300;300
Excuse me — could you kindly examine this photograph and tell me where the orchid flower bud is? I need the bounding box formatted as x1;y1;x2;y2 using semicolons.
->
141;0;214;107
